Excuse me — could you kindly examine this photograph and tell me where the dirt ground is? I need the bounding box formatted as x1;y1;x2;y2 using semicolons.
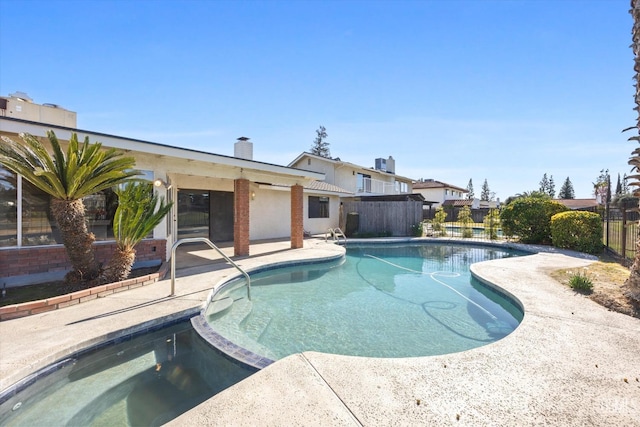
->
549;260;640;319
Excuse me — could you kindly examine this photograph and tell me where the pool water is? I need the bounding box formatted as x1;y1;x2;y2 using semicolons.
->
0;321;254;427
205;243;525;360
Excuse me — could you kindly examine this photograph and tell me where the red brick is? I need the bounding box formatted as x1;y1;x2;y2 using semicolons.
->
97;290;114;297
79;294;97;303
71;289;91;299
0;305;18;315
1;310;30;321
31;305;57;315
17;300;47;311
47;295;71;305
90;285;108;295
58;299;80;308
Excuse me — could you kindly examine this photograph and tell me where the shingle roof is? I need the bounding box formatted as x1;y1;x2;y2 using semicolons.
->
305;180;353;194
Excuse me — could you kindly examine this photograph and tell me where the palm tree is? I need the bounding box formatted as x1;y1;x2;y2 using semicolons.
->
0;131;138;282
101;181;172;283
625;0;640;302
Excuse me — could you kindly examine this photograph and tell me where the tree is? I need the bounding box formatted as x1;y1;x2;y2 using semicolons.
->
615;173;623;196
500;196;568;244
466;178;474;200
310;125;330;158
593;168;610;204
480;179;491;201
558;177;575;199
0;131;138;283
539;173;550;194
539;173;556;198
102;182;172;283
624;0;640;302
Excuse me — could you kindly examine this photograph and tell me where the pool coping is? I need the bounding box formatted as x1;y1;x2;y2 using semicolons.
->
2;238;639;426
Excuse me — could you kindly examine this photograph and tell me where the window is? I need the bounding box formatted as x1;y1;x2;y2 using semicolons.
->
0;166;17;247
309;196;329;218
357;173;371;193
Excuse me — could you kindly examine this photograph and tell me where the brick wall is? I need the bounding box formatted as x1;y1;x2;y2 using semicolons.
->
291;184;304;249
234;178;250;256
0;239;166;278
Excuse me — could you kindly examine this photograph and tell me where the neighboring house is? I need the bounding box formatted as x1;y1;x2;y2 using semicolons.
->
0;93;340;283
413;179;468;209
288;152;414;197
288;153;419;236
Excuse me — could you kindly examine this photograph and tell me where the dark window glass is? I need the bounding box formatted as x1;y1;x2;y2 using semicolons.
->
309;196;329;218
0;166;17;247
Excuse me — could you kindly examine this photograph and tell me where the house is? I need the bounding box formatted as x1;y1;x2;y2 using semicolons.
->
412;179;468;208
0;93;347;284
288;153;414;197
288;153;420;236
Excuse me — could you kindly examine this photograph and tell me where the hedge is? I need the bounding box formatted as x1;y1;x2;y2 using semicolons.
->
551;211;603;254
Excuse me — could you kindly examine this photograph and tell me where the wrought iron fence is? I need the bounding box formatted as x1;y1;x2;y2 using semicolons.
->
603;203;638;265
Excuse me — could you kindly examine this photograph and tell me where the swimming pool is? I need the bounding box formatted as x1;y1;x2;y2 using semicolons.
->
200;243;525;364
0;320;254;427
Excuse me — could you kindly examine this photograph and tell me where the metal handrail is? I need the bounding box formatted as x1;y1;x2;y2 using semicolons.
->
170;237;251;300
324;227;347;245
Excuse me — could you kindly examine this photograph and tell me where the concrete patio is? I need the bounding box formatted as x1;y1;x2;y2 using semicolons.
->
1;238;639;426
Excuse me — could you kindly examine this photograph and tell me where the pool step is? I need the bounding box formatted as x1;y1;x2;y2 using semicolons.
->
242;312;272;342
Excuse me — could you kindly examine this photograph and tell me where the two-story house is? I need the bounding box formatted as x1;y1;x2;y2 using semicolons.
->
288;153;420;236
288;153;413;197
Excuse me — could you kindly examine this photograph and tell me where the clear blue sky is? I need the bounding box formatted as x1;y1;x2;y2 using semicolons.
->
0;0;634;200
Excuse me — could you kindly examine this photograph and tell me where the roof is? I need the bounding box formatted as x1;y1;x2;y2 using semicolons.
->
413;179;468;192
554;198;599;210
0;117;325;186
305;181;353;195
442;199;474;207
352;193;425;202
288;152;415;183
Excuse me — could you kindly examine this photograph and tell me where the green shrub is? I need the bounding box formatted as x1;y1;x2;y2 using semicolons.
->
500;196;568;244
432;207;447;236
412;222;424;237
457;206;473;238
483;209;500;240
550;211;603;254
567;268;594;292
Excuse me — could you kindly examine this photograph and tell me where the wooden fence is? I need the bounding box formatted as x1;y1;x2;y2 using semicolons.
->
341;201;423;237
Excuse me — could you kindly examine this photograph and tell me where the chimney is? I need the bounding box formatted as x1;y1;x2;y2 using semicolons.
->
234;136;253;160
386;156;395;174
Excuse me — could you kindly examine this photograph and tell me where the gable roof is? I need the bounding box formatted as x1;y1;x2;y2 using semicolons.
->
288;152;415;183
413;180;468;192
0;116;325;186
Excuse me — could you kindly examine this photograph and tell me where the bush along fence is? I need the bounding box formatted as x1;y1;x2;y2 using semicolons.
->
421;198;638;263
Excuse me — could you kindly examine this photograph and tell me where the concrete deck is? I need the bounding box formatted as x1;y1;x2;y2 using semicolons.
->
1;238;639;426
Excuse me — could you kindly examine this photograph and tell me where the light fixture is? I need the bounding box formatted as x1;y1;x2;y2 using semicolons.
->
153;178;172;190
251;191;256;200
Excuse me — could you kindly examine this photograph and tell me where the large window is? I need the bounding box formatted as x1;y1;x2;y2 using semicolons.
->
0;166;154;247
309;196;329;218
0;167;17;247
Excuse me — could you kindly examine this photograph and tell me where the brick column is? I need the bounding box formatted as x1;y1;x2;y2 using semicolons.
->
234;178;250;256
291;184;304;249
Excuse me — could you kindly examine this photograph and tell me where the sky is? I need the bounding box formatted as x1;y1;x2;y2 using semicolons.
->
0;0;635;200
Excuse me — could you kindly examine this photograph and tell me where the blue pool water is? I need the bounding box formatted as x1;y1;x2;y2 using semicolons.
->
204;243;525;361
0;320;254;427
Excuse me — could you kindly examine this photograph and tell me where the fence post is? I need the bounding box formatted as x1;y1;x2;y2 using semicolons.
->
622;206;627;260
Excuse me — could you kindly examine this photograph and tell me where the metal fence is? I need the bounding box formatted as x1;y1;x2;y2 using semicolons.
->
603;204;638;265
